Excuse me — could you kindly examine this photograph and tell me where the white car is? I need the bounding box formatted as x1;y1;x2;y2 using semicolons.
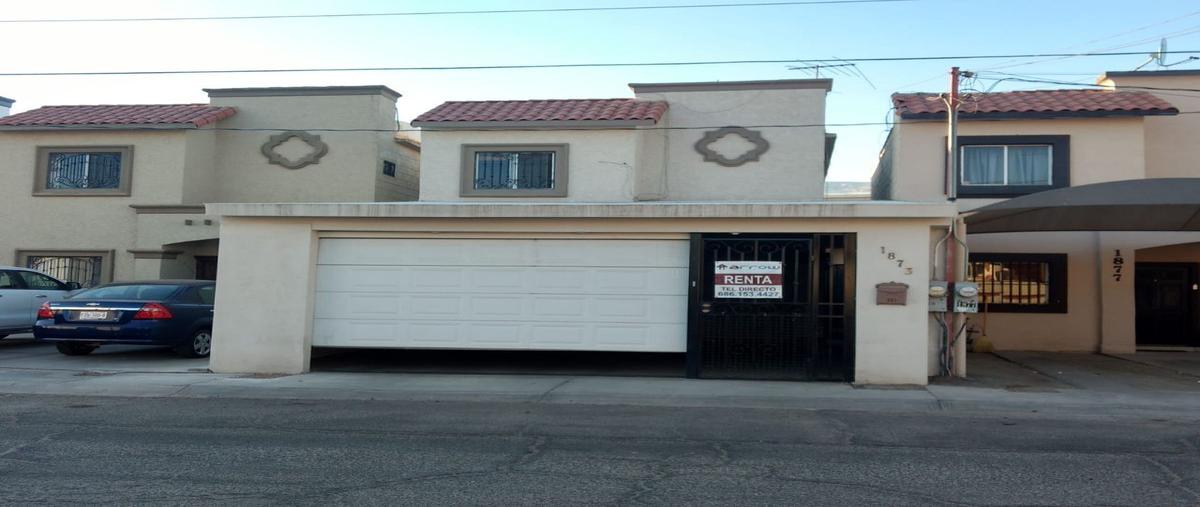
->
0;266;79;339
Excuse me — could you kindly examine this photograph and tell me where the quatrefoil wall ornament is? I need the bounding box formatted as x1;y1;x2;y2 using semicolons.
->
261;131;329;169
694;126;770;167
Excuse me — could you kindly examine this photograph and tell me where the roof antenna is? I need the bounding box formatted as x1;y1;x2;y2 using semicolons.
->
1135;38;1199;70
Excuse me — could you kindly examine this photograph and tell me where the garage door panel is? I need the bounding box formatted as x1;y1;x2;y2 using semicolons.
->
313;320;686;351
313;238;688;352
318;266;687;295
318;238;687;267
316;293;684;323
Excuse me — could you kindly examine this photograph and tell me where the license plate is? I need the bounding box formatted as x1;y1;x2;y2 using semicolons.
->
77;311;109;321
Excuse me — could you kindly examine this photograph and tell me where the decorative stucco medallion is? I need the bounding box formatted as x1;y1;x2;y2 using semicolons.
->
694;126;770;167
261;131;329;169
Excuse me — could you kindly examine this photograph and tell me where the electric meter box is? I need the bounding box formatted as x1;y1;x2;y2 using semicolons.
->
929;281;949;312
953;282;980;314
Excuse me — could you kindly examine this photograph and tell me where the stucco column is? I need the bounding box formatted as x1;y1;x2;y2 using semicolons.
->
1097;232;1136;354
210;218;317;374
854;223;931;385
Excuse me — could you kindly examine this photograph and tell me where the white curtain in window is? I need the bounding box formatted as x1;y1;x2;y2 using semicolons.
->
962;146;1005;185
1007;146;1051;185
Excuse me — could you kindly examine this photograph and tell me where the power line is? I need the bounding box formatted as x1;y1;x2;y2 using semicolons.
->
976;73;1200;94
0;0;913;24
4;51;1200;77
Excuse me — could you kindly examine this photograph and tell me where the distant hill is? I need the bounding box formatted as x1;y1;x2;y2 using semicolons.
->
824;181;871;197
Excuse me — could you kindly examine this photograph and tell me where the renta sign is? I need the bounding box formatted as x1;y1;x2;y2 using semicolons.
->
714;261;783;299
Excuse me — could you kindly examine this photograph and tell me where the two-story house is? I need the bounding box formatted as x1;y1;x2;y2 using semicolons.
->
873;69;1200;355
0;86;419;288
205;79;958;385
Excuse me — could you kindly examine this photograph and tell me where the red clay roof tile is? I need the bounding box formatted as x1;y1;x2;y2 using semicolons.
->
413;99;668;125
892;90;1177;119
0;104;237;128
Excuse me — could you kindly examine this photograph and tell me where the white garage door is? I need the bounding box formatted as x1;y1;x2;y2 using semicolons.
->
312;238;689;352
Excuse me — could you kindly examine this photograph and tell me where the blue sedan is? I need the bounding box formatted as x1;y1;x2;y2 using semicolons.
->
33;280;215;358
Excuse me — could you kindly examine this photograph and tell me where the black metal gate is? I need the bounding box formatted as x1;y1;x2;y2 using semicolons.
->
686;233;855;381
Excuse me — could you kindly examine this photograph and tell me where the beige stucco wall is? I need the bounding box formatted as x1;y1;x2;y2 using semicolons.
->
208;210;949;385
181;128;218;204
964;231;1200;353
2;88;419;286
1100;74;1200;179
208;93;406;203
633;88;828;201
375;140;420;201
419;85;830;203
0;130;190;281
883;117;1147;204
964;232;1102;351
418;129;641;201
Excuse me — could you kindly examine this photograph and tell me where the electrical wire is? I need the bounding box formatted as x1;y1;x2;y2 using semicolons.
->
975;73;1200;94
0;0;915;23
2;51;1199;77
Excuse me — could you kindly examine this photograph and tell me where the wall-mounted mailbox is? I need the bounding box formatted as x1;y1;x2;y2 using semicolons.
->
875;282;909;306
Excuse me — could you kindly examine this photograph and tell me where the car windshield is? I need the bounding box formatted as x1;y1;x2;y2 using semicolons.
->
69;284;182;301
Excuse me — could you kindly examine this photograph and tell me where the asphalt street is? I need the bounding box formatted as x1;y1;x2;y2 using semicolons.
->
1;393;1198;506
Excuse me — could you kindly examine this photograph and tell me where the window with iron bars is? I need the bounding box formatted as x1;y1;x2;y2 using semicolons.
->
968;253;1067;313
25;255;104;288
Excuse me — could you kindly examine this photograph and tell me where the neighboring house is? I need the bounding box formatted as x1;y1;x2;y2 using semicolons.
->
207;79;958;385
873;69;1200;354
0;86;419;288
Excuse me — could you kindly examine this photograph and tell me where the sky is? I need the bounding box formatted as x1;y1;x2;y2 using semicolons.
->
2;0;1199;182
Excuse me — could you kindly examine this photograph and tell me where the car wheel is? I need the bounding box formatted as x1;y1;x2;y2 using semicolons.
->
55;343;97;356
176;329;212;358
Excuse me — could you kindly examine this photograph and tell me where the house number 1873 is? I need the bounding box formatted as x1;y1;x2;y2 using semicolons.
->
1112;249;1125;282
881;247;914;275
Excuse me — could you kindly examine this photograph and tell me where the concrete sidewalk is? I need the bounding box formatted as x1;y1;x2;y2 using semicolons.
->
2;336;1198;419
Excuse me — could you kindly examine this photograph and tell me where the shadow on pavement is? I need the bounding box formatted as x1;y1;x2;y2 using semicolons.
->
0;334;206;373
312;348;687;378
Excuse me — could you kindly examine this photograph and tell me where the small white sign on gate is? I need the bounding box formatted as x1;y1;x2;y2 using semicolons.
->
714;261;783;299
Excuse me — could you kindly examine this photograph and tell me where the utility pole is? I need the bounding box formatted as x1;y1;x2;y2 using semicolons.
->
942;67;963;377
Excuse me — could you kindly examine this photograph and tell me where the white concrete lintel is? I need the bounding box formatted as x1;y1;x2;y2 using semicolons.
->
206;200;958;220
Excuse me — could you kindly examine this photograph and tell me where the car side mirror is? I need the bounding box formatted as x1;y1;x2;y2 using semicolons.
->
65;282;82;290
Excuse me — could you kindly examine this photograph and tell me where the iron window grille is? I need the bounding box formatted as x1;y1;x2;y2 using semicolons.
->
460;144;568;197
968;253;1068;313
35;146;133;196
25;255;104;288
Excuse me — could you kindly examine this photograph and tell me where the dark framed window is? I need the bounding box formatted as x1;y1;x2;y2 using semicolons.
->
34;146;133;196
968;253;1067;313
956;136;1068;197
460;144;568;197
19;250;112;288
382;160;397;177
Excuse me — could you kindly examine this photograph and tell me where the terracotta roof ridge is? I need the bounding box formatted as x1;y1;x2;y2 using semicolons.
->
438;98;651;103
35;103;220;108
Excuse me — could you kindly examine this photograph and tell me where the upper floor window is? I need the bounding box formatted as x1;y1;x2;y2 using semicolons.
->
35;146;133;196
460;144;568;197
382;160;397;177
956;136;1068;198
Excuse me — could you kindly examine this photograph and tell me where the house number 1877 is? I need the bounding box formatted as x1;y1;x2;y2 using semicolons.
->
1112;249;1125;282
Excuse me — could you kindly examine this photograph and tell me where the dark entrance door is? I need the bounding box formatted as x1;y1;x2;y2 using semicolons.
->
1135;263;1198;347
687;234;855;381
195;256;218;281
